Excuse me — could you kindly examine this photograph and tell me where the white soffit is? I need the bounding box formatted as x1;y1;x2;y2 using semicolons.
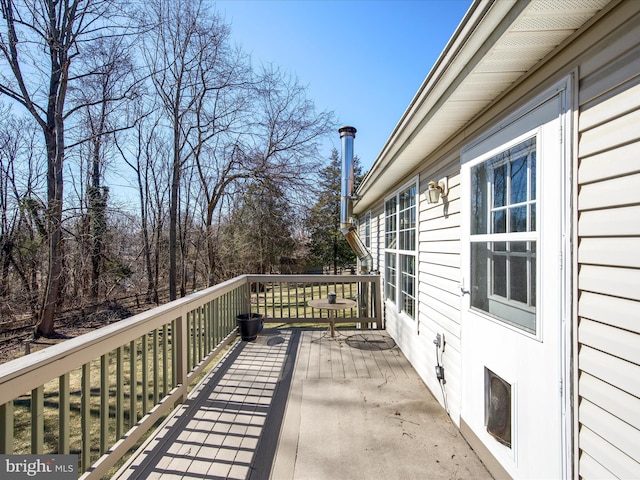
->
355;0;611;211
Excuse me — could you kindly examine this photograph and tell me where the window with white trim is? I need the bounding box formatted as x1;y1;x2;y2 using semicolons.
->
470;137;537;333
385;182;417;319
364;211;371;248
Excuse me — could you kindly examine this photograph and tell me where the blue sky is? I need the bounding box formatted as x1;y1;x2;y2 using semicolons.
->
216;0;472;171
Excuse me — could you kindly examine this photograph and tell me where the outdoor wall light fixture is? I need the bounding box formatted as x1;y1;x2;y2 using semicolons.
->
427;177;448;204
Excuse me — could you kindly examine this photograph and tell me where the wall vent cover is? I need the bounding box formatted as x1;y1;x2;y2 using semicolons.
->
485;368;512;448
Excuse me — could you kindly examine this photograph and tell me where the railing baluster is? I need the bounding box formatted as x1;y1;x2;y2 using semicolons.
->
271;281;276;320
232;287;237;319
227;291;232;332
242;282;248;317
293;282;298;317
153;329;159;405
204;302;210;354
215;297;220;341
218;296;223;336
59;373;70;454
253;284;259;317
100;354;109;455
252;284;257;317
219;296;223;335
175;311;188;404
237;286;242;320
212;299;217;345
116;346;124;439
243;283;247;316
198;306;203;363
162;324;168;397
142;334;148;415
0;401;13;453
224;291;229;329
225;292;230;332
186;312;192;372
31;386;43;454
302;281;307;319
193;310;198;368
81;362;91;471
235;289;239;325
223;295;228;340
213;298;218;344
209;299;215;348
130;339;137;428
171;320;177;388
192;309;197;364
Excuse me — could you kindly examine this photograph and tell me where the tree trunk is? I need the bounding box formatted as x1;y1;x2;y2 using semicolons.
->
36;132;64;338
205;208;217;286
137;169;155;303
169;127;180;301
89;183;107;301
0;246;10;300
88;102;109;301
333;235;339;275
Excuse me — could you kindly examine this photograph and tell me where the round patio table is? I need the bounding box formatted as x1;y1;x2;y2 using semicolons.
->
307;297;356;339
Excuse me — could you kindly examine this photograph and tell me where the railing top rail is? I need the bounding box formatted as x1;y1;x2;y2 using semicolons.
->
245;273;381;283
0;276;248;405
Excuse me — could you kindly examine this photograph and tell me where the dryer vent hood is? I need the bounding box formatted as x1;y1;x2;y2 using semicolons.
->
339;126;372;273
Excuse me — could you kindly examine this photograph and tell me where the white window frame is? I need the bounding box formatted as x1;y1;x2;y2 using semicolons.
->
364;210;371;248
469;135;538;334
384;179;418;320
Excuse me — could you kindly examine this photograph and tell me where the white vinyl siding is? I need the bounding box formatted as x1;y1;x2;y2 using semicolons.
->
417;169;463;422
576;5;640;477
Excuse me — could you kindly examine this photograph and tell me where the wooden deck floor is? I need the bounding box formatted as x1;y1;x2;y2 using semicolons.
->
113;328;491;480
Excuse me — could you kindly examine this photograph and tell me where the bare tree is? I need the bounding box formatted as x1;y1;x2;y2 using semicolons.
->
0;0;130;337
69;35;138;301
0;106;44;317
114;106;167;303
0;0;335;334
141;0;251;298
196;65;334;284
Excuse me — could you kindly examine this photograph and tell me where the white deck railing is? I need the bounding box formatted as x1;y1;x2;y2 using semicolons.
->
0;274;381;478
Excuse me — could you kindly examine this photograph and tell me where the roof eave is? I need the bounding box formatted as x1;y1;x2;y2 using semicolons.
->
353;0;612;213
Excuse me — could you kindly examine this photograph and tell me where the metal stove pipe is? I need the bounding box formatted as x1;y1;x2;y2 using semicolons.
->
339;126;372;273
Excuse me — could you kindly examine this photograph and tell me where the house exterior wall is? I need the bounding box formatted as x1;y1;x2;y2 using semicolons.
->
358;1;640;478
575;4;640;477
416;163;463;422
367;159;463;424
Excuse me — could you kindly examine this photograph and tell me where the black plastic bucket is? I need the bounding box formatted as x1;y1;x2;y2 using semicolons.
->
236;313;264;341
